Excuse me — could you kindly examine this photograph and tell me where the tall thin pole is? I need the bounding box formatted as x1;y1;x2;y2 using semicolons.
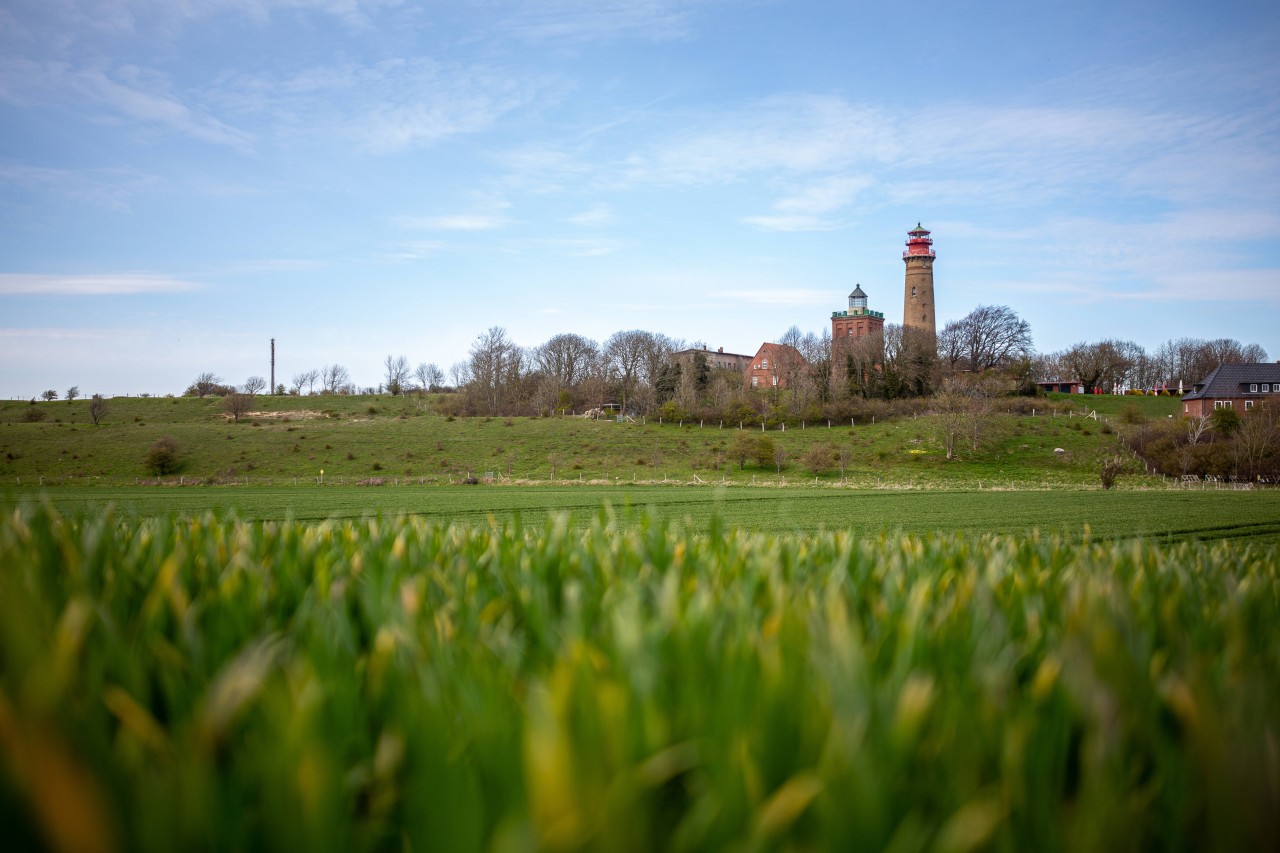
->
270;338;275;394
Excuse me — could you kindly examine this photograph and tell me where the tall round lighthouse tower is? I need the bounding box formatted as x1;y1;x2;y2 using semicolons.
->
902;222;936;338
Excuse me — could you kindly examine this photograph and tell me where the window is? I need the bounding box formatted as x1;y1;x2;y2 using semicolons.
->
911;286;917;297
751;376;758;388
1246;400;1254;410
1265;384;1272;392
1184;404;1189;414
761;359;768;369
1215;400;1232;409
1250;384;1258;393
771;376;778;386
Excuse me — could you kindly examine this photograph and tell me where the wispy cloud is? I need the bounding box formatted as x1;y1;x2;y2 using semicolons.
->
567;203;614;227
396;213;512;231
618;94;897;187
487;0;713;43
0;273;201;296
0;160;157;210
0;58;255;153
214;58;546;154
6;0;400;40
382;239;448;260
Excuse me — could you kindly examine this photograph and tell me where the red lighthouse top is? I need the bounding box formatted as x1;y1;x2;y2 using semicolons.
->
903;222;935;259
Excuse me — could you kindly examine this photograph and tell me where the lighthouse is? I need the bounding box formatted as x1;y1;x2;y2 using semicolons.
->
902;223;936;338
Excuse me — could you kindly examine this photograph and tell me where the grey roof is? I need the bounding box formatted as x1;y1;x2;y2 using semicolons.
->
1182;363;1280;400
849;284;867;299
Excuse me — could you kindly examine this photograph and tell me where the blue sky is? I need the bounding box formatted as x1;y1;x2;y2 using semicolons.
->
2;0;1278;396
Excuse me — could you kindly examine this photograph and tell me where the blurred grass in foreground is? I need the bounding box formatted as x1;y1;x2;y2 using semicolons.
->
1;503;1277;851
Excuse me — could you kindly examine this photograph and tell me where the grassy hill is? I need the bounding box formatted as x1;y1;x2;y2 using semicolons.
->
0;392;1179;488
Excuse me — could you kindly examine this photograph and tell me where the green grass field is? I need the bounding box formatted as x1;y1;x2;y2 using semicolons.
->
6;391;1277;849
0;392;1177;489
8;484;1280;543
2;505;1276;851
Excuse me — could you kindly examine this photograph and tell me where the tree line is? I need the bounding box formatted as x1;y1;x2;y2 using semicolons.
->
174;306;1268;426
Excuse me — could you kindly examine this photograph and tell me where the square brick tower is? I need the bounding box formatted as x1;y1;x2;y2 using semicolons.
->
902;223;936;338
831;284;884;341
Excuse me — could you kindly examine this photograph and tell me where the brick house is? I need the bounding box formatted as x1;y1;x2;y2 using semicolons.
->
1036;380;1085;394
745;342;807;390
672;346;754;373
1181;363;1280;418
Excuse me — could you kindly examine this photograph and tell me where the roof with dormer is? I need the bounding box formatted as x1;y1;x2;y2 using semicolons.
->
1182;363;1280;400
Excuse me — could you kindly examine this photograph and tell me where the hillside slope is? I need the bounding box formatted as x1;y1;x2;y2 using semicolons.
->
0;393;1177;488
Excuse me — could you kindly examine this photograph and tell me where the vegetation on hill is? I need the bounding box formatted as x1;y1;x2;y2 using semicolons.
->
0;393;1182;488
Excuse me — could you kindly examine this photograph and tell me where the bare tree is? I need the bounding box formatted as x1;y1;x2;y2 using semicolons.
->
449;361;470;390
223;393;253;422
383;354;410;395
66;385;80;402
242;375;267;396
1155;337;1270;388
937;320;965;372
88;393;107;426
466;327;520;415
414;362;445;394
535;333;599;388
192;372;223;397
292;369;319;395
321;364;350;394
41;389;57;401
1061;340;1131;393
837;445;853;480
946;305;1033;373
1234;407;1278;480
604;330;649;414
933;377;968;460
1187;413;1212;445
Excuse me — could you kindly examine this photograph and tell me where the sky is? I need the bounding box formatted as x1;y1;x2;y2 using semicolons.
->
2;0;1278;397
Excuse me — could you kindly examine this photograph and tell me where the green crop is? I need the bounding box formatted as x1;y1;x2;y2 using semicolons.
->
1;504;1277;851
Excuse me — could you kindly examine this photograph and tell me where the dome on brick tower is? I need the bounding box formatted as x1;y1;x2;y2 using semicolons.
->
848;284;868;312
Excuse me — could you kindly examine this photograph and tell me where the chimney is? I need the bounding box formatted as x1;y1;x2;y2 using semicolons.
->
718;347;723;353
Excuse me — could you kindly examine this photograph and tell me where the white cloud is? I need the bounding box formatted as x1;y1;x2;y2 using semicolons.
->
383;239;448;260
487;0;711;43
567;203;614;227
215;58;545;154
0;58;255;153
0;160;157;210
395;213;511;231
618;94;897;188
0;273;201;295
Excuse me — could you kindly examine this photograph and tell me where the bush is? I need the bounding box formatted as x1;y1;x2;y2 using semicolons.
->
1100;455;1127;490
1210;407;1242;437
20;405;46;423
801;444;836;476
144;437;181;475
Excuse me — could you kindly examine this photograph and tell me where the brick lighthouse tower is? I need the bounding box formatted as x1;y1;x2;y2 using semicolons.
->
902;222;936;338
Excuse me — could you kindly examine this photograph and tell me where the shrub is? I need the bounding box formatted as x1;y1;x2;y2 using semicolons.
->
1210;407;1242;436
20;405;46;423
801;444;836;476
144;437;181;475
88;394;107;426
1100;455;1127;490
